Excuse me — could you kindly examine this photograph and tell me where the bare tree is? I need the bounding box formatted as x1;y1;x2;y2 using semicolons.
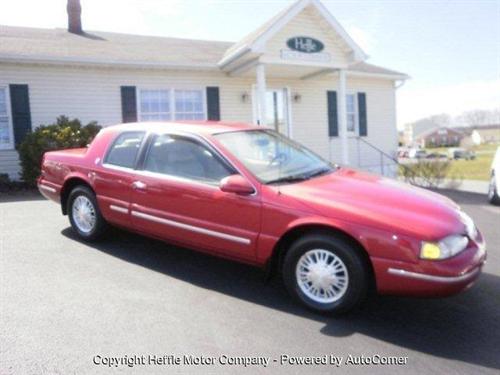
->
458;109;500;126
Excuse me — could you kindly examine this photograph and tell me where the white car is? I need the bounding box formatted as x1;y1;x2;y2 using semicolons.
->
488;146;500;205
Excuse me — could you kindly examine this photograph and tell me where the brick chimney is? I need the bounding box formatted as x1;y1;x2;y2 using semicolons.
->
67;0;82;34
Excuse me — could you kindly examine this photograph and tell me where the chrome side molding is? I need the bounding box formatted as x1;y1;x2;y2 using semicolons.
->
109;205;128;214
387;267;480;283
39;184;56;193
131;210;251;245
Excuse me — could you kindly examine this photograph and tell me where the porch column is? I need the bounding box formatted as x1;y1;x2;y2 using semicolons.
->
256;63;267;126
338;69;349;164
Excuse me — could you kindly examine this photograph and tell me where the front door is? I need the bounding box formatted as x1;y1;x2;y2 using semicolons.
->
94;131;146;227
254;88;290;136
129;133;261;262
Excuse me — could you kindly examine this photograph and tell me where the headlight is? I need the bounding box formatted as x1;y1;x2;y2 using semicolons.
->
458;210;477;239
420;235;469;260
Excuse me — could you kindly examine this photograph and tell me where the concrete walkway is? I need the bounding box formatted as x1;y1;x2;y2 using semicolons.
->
441;179;489;194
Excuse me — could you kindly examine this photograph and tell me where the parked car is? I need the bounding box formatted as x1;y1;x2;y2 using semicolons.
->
38;122;486;314
415;150;427;159
448;148;476;160
408;148;427;159
488;146;500;205
397;147;410;159
426;152;448;160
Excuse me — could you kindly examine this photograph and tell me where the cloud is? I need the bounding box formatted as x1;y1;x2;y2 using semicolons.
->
397;80;500;127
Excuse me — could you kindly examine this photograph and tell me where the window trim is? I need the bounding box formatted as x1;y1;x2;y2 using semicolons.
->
0;86;15;150
102;130;147;170
139;131;237;187
345;92;358;135
137;87;207;122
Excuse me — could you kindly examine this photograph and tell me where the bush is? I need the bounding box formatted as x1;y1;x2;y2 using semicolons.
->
399;160;452;188
0;173;31;193
18;116;101;186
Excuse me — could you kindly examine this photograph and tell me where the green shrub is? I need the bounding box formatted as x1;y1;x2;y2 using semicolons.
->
399;160;452;188
18;116;101;185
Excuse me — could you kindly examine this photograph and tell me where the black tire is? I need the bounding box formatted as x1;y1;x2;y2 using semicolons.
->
282;233;370;314
488;173;500;205
67;185;107;241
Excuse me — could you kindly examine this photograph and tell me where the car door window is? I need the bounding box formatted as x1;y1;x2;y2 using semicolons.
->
105;131;145;169
143;134;234;184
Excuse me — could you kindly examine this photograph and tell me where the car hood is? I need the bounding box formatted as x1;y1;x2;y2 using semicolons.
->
278;168;466;239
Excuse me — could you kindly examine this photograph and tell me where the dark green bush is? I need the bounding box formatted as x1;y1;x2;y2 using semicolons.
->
18;116;101;185
399;160;452;188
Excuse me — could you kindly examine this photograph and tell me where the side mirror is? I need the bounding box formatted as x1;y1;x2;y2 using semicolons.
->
220;175;255;196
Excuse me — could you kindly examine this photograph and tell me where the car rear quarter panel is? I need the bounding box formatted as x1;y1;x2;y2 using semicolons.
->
38;129;115;203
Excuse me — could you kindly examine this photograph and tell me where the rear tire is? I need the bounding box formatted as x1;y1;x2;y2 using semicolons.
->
282;233;369;314
488;173;500;205
67;185;107;241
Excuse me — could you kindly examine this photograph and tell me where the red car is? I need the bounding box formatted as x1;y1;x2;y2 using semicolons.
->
38;122;486;314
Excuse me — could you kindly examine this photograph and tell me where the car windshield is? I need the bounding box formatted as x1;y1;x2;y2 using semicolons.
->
214;129;335;184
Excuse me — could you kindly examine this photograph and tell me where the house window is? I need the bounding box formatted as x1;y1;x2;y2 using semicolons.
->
346;94;356;132
174;90;204;120
139;89;205;122
0;87;12;149
140;90;171;121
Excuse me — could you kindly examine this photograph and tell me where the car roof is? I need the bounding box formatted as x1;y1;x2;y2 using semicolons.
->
100;121;262;137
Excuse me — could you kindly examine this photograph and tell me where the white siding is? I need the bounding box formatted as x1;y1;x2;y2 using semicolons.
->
263;6;350;67
0;63;397;179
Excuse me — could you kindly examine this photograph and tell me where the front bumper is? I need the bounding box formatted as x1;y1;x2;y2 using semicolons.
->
372;235;486;297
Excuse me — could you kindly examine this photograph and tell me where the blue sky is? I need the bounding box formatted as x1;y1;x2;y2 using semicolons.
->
1;0;499;127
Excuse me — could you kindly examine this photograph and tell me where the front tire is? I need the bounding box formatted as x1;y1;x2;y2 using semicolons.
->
67;185;107;241
283;233;369;314
488;173;500;205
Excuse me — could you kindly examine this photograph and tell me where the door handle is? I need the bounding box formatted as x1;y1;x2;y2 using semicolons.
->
132;181;147;191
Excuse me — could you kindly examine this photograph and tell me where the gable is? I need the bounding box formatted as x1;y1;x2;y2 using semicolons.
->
261;5;353;67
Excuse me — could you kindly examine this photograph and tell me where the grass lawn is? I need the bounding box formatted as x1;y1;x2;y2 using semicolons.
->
426;143;498;181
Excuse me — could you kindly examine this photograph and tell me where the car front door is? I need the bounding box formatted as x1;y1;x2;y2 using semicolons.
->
129;133;261;262
94;131;146;228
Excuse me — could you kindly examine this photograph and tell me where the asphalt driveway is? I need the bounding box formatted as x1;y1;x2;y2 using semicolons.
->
1;189;499;374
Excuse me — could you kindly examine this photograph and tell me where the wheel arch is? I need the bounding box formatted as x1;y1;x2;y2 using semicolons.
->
267;222;376;291
60;175;94;215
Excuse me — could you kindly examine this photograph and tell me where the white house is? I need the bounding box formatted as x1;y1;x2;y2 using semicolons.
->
0;0;408;180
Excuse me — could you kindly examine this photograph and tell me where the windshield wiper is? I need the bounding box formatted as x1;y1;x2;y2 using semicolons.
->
265;175;310;185
266;167;333;185
304;167;332;179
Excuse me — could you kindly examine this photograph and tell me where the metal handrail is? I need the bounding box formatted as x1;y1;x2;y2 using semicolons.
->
355;136;399;164
354;136;413;176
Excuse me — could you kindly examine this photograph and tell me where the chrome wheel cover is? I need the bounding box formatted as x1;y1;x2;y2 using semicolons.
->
72;195;96;234
296;249;349;304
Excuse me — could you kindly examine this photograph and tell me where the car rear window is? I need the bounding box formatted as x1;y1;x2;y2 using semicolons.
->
105;131;145;169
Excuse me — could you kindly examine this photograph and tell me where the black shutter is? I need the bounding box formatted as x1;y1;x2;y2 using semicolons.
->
206;87;220;121
9;84;32;146
358;92;367;136
327;91;338;137
120;86;137;123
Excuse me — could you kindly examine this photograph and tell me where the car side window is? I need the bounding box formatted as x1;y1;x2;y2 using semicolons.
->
143;134;234;184
105;131;145;169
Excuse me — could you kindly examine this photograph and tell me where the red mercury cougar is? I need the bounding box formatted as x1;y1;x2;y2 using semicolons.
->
38;122;486;314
